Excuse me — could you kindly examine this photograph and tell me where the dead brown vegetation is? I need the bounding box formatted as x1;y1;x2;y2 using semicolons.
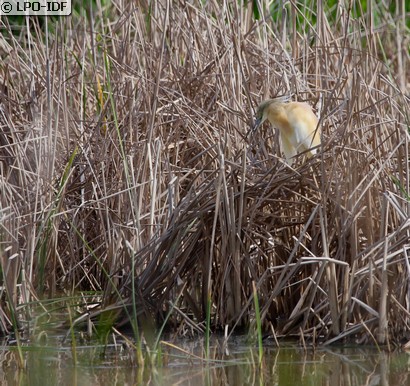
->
0;1;409;345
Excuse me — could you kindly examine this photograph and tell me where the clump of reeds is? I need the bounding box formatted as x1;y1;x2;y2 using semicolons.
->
0;1;409;346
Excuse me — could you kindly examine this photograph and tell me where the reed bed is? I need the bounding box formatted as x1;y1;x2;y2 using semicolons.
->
0;0;409;346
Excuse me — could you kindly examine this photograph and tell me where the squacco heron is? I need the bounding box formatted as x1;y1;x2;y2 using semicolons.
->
251;98;321;165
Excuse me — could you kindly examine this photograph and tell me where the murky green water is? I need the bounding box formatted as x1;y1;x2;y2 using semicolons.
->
1;335;409;385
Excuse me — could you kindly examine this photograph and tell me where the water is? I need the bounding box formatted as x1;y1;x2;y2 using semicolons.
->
1;334;409;386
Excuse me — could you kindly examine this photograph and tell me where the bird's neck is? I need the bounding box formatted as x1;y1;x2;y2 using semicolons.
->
266;106;292;134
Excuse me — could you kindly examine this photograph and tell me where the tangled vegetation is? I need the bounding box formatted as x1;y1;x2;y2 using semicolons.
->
0;0;409;348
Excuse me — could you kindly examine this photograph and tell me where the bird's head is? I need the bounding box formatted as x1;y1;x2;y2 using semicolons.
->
250;96;290;134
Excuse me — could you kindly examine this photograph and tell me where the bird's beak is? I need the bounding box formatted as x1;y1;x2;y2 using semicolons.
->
253;117;262;131
247;117;261;138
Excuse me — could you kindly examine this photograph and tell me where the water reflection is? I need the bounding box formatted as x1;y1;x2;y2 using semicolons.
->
1;337;409;385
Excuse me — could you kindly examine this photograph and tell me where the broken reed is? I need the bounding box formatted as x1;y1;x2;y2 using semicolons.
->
0;1;409;345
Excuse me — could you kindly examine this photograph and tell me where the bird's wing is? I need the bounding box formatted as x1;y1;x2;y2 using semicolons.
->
286;103;320;150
